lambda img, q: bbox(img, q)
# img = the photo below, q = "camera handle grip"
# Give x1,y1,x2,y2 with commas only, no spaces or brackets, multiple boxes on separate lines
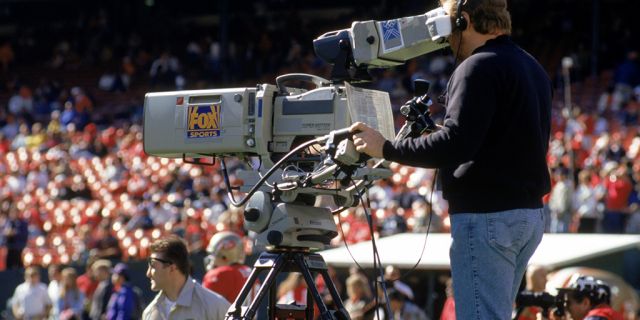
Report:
275,73,330,94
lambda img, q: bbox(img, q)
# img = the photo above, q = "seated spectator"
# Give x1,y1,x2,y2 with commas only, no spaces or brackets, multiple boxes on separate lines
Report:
0,41,14,72
98,68,128,93
149,51,183,89
89,222,123,261
8,85,34,118
126,208,154,231
379,202,408,237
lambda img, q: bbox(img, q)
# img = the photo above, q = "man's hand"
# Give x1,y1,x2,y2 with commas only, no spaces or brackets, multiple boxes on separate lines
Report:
350,122,386,159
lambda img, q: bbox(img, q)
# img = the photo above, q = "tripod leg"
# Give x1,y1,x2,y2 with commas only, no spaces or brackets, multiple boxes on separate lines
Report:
227,265,263,317
306,281,314,320
293,254,346,320
226,252,287,320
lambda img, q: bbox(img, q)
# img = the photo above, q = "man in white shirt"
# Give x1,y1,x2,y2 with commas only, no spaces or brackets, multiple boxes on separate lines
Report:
143,235,230,319
11,266,52,320
47,264,63,303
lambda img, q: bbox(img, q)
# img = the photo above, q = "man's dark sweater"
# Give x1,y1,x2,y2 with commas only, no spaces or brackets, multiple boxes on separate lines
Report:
383,35,552,214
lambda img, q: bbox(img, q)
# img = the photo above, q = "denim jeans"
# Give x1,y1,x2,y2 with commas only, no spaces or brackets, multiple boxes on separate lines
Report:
449,208,545,320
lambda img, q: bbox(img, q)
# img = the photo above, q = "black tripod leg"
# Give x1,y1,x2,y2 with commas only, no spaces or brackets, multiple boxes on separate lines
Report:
294,254,334,320
227,265,264,318
306,280,314,320
226,253,287,320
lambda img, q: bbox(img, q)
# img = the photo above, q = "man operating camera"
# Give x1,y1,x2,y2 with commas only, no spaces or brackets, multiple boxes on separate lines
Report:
552,276,623,320
351,0,552,318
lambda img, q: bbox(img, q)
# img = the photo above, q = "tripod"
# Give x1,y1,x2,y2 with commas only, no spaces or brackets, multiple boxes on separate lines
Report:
225,247,351,320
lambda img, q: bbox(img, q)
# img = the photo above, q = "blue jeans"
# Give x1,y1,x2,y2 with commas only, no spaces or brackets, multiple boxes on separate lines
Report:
449,208,545,320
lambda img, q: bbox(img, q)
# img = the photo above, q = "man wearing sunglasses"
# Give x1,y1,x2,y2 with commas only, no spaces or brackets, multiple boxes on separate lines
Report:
142,235,230,319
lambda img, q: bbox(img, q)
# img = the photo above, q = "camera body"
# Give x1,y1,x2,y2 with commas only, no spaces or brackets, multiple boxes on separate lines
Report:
143,83,358,166
515,290,573,319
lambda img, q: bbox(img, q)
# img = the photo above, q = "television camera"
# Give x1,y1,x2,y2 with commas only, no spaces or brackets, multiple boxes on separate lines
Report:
514,289,573,319
143,5,453,320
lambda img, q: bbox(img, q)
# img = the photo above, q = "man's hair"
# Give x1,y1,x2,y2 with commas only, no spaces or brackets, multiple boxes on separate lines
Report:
150,235,191,276
442,0,512,35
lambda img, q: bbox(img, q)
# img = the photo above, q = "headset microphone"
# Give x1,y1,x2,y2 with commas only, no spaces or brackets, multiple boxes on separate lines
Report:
455,0,468,31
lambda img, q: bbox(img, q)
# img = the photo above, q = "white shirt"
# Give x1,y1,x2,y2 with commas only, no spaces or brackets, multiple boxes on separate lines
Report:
12,282,52,318
143,276,230,320
160,299,177,318
48,280,60,302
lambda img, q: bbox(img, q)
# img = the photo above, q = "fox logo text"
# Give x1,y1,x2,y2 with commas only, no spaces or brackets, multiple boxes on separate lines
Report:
187,105,221,138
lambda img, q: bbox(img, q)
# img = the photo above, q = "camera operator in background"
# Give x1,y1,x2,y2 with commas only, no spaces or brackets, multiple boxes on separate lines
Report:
202,231,257,305
552,275,623,320
350,0,552,318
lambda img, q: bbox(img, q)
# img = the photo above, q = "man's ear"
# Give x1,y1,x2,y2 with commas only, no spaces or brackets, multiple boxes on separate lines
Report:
462,12,472,31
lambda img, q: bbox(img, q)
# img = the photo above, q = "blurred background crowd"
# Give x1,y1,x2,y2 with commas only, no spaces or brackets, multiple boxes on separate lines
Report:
0,0,639,319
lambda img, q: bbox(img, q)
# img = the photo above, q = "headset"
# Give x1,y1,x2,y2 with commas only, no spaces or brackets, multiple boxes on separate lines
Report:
454,0,468,31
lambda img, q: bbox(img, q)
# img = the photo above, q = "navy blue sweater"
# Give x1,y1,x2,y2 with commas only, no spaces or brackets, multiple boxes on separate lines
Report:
383,35,552,214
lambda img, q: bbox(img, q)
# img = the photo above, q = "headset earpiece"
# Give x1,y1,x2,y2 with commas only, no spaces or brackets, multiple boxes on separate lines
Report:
455,0,467,31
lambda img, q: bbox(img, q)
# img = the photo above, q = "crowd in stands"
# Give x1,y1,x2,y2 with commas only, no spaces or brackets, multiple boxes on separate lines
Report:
0,1,639,319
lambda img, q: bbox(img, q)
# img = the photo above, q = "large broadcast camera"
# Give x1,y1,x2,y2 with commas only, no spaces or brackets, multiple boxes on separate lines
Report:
143,5,453,320
143,6,452,250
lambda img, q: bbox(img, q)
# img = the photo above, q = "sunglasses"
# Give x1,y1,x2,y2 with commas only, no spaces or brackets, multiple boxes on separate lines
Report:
148,256,173,267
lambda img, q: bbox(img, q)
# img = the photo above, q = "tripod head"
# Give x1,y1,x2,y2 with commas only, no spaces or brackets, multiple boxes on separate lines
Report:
240,126,393,251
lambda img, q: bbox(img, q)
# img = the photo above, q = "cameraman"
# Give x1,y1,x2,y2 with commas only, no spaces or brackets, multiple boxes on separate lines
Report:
351,0,551,318
554,276,623,320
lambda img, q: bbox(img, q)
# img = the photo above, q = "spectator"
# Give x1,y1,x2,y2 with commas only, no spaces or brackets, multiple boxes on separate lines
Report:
202,231,255,305
602,162,633,233
48,264,63,303
517,265,550,320
89,259,114,320
573,169,604,233
439,278,455,320
0,40,14,72
384,265,414,302
0,132,10,153
106,263,143,320
379,202,408,237
277,272,308,306
54,267,85,320
548,167,574,233
125,207,154,231
11,266,52,320
387,288,430,320
89,222,123,261
1,202,28,269
149,51,184,90
143,235,230,319
344,273,373,320
10,122,30,150
77,256,101,303
613,51,640,103
8,85,34,117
